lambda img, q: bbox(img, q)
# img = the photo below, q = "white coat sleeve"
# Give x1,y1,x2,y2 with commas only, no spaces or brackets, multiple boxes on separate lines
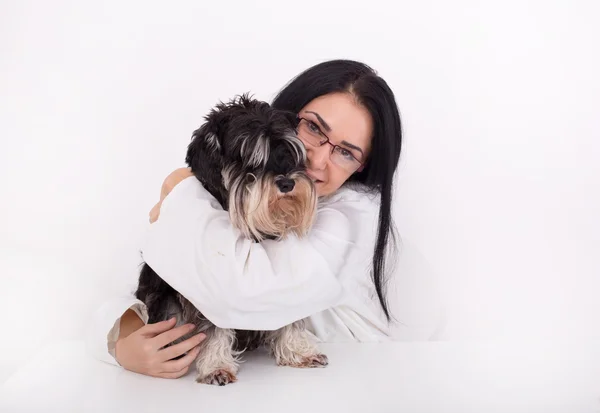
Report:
84,295,149,366
141,176,377,331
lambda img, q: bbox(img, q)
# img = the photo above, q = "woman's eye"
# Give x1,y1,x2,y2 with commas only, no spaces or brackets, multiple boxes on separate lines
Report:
308,121,321,134
339,148,353,159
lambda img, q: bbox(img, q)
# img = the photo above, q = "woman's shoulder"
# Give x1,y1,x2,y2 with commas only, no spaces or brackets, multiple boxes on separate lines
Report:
319,182,381,213
314,182,380,248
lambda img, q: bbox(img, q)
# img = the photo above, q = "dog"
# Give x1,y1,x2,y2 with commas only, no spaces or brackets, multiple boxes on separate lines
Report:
135,94,328,386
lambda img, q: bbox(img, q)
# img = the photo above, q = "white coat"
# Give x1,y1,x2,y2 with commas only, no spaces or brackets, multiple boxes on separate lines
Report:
86,177,445,366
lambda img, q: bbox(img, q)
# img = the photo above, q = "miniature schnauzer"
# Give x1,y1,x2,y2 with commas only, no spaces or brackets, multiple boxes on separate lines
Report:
135,94,328,386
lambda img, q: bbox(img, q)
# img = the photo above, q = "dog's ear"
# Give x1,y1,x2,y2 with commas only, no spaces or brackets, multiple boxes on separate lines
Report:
282,110,301,130
236,92,269,112
185,93,272,174
185,104,232,191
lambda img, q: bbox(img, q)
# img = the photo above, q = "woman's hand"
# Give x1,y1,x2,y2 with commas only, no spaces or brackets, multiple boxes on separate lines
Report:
114,315,206,379
149,167,194,223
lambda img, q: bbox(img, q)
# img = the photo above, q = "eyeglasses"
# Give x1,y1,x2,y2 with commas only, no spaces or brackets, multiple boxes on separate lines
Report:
296,116,364,173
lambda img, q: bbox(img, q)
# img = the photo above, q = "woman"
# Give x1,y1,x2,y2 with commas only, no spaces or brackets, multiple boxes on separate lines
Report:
87,59,408,379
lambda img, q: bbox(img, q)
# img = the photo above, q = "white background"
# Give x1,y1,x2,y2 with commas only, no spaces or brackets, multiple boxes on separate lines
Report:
1,0,598,383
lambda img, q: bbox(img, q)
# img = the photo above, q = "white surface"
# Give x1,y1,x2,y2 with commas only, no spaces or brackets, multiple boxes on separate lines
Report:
1,0,599,390
1,340,600,413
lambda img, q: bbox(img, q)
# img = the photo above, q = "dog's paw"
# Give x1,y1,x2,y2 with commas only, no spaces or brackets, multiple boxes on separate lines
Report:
196,369,237,386
278,353,329,368
300,353,329,368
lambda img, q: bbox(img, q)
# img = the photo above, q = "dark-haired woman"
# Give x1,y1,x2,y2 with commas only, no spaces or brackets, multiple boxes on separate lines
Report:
87,59,412,379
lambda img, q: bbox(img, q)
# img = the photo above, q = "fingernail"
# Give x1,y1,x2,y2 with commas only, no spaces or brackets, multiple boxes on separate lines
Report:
188,324,196,330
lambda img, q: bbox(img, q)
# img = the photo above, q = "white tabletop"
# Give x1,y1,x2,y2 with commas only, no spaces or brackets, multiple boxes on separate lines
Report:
1,339,599,413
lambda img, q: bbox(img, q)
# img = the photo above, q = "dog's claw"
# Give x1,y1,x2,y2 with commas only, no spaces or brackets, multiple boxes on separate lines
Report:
302,353,329,368
196,369,237,386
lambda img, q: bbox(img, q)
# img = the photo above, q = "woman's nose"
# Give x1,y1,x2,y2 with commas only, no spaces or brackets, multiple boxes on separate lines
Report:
307,145,329,170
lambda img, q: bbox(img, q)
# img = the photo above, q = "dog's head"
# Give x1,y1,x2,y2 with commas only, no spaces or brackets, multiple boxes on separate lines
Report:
186,94,317,242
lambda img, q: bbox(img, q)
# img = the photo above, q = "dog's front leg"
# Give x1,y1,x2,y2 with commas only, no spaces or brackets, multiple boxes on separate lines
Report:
194,327,241,385
267,320,328,368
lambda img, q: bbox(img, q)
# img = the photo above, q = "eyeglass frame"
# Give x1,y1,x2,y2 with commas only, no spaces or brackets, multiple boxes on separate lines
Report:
295,115,365,173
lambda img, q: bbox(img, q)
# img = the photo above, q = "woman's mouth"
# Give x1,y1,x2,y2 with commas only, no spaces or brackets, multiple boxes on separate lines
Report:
306,170,324,183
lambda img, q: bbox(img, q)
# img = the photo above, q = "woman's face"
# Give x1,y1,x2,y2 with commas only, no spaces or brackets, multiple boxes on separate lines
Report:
297,92,373,197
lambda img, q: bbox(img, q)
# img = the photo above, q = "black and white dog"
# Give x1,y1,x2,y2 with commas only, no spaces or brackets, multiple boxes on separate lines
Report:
135,94,328,386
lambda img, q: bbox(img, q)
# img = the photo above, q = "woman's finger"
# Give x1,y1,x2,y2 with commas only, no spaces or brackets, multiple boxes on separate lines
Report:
161,345,202,373
158,332,206,362
158,365,190,379
139,317,178,336
149,201,162,223
152,323,196,349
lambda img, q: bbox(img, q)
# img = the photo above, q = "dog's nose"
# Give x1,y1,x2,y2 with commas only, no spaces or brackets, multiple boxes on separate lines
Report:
276,178,295,193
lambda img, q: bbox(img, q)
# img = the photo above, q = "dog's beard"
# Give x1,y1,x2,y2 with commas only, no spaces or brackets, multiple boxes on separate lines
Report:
228,171,317,241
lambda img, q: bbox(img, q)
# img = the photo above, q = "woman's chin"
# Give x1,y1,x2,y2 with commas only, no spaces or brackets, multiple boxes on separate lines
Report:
314,180,330,197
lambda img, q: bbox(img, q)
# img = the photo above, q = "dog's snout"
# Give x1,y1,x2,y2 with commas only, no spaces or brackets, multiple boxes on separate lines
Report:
276,178,295,193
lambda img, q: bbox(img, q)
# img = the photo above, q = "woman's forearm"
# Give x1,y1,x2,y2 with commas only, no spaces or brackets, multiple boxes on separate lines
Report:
118,309,145,339
149,167,194,223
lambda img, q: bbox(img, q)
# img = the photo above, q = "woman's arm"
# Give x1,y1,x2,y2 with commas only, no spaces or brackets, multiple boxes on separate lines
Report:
142,172,379,331
113,315,206,379
117,309,145,338
86,296,206,377
84,169,202,376
149,167,194,223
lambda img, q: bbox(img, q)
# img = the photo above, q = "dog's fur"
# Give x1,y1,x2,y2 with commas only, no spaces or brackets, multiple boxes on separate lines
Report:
134,94,328,385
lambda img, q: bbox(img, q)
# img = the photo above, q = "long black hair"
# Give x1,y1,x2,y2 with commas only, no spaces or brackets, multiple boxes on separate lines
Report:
272,59,402,322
